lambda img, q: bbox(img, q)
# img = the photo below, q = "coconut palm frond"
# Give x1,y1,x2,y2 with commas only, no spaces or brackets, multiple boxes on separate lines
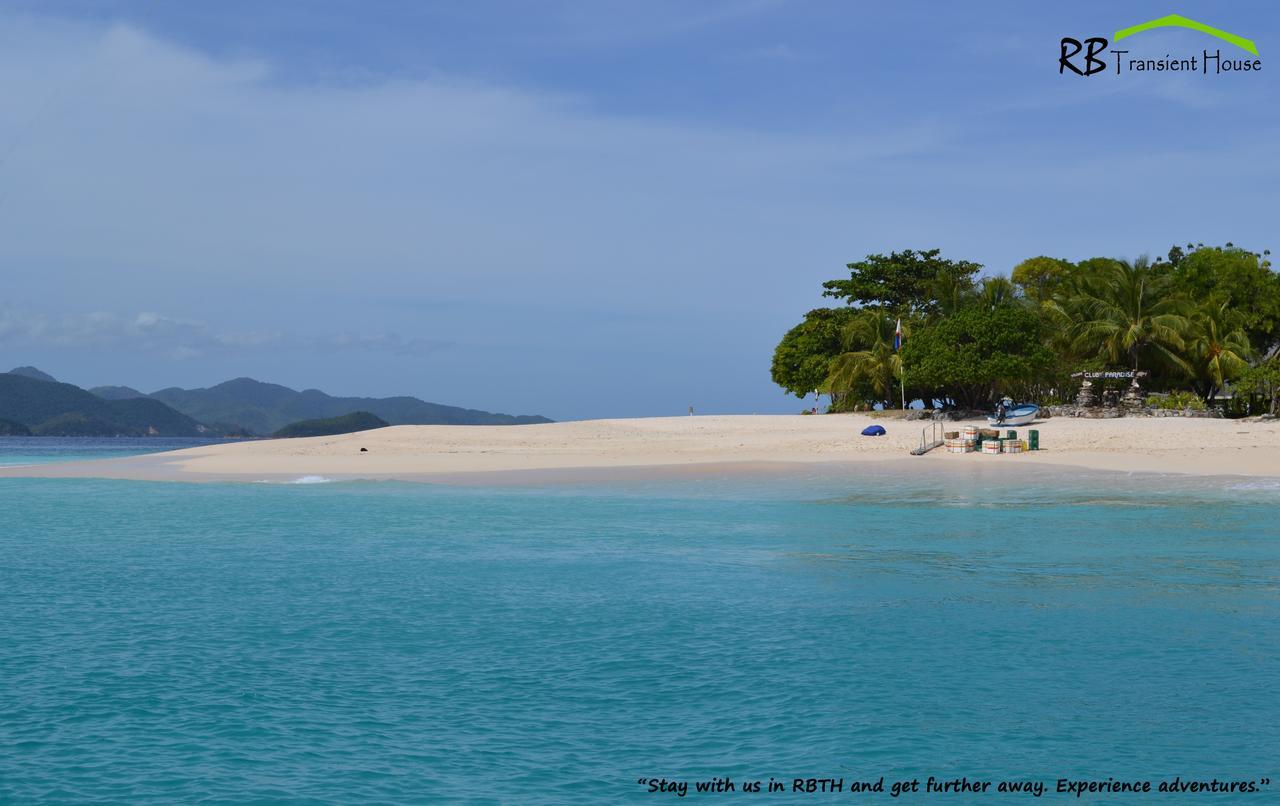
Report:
1055,258,1192,373
824,312,903,405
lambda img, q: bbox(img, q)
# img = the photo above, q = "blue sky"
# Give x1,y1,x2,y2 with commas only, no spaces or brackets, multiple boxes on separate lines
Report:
0,1,1277,420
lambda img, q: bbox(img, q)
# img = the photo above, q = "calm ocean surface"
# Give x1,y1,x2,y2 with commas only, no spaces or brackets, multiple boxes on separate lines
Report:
0,436,235,466
1,440,1277,803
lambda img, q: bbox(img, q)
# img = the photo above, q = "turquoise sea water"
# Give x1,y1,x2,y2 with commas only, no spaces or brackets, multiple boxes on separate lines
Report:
0,436,234,467
1,447,1278,802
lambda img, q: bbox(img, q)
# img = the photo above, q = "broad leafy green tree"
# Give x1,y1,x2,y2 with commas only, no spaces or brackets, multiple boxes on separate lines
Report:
1237,357,1280,415
822,249,981,316
900,305,1053,409
770,307,861,398
1011,256,1074,303
1164,244,1280,354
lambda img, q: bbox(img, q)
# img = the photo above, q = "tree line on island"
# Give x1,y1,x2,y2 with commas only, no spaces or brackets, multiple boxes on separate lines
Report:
772,244,1280,415
0,370,551,437
272,411,390,438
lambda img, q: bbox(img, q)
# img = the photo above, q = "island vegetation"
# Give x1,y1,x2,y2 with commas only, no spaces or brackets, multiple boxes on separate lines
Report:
273,411,390,438
772,244,1280,416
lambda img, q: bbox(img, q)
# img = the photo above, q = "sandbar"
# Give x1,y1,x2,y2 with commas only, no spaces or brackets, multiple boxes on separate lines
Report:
1,414,1276,483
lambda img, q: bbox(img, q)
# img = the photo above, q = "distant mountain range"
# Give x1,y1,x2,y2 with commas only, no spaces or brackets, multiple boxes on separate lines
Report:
0,372,206,436
10,366,59,383
89,385,149,400
148,377,551,434
0,367,552,437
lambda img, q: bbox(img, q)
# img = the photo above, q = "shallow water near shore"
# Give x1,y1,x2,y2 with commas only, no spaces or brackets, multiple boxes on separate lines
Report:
0,436,234,467
1,465,1277,802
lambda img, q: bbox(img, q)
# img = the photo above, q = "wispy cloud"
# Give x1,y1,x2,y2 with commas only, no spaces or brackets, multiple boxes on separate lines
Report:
0,13,946,292
0,308,448,359
0,6,1273,418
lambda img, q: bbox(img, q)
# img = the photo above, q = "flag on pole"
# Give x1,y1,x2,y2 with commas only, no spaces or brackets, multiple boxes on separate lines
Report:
893,318,902,351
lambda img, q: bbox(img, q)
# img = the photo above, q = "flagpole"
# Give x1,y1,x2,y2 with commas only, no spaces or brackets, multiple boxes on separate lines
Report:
895,318,906,411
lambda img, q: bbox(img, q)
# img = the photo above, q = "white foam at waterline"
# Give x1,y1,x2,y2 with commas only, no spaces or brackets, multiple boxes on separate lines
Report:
1222,479,1280,492
254,475,335,485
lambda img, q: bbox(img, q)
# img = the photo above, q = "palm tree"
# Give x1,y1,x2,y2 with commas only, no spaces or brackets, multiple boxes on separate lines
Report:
1054,257,1190,375
823,312,902,408
928,271,974,317
1186,301,1251,402
975,276,1020,311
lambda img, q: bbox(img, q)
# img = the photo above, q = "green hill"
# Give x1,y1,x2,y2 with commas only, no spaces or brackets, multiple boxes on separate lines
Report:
150,377,551,435
8,366,58,382
1,366,550,437
105,397,211,436
273,411,390,438
90,385,148,400
0,373,207,437
32,413,123,437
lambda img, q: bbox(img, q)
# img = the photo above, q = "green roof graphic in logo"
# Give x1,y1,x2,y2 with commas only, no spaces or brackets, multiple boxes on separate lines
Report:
1114,14,1258,55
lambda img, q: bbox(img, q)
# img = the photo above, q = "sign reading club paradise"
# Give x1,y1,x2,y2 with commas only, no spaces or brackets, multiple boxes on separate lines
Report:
1060,13,1261,76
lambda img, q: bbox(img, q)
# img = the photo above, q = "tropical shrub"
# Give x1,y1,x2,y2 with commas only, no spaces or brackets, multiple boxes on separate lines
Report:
1146,392,1206,411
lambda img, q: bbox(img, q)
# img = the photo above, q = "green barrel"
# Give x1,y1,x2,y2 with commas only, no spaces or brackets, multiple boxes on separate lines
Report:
1028,429,1039,450
1006,429,1017,440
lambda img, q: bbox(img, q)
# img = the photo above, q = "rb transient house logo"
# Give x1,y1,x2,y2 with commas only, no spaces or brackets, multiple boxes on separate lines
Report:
1060,13,1260,77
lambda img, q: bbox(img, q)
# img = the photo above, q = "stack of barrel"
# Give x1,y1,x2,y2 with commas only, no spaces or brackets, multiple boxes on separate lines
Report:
941,426,1040,456
943,426,978,453
976,427,1001,454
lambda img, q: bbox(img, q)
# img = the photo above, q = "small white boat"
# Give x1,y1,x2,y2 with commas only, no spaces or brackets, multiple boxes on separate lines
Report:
987,403,1039,427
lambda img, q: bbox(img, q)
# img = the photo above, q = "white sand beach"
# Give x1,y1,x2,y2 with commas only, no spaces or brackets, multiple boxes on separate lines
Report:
3,414,1278,482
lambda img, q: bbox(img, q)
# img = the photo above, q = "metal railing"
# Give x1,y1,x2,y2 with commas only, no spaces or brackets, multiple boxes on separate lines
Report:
911,419,944,456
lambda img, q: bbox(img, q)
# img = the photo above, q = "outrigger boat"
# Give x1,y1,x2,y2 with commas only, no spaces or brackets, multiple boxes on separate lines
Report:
988,400,1039,427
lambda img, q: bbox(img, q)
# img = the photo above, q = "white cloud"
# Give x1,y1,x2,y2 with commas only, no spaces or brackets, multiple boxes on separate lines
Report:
0,9,1274,417
0,13,942,295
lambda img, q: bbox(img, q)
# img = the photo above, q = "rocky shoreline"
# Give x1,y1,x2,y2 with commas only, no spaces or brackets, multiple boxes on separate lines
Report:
908,406,1250,420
